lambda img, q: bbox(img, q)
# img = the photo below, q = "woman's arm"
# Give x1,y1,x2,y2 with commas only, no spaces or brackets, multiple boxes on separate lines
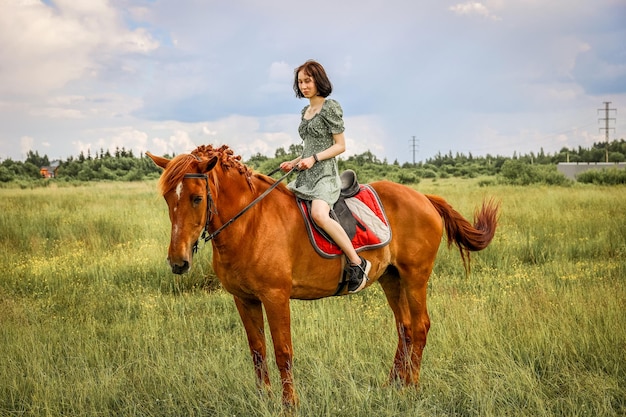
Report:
318,132,346,160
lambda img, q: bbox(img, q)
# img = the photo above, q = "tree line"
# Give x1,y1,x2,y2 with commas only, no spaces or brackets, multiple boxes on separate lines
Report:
1,140,625,186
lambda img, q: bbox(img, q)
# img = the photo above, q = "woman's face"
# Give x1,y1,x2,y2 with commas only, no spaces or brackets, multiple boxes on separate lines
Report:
297,70,318,98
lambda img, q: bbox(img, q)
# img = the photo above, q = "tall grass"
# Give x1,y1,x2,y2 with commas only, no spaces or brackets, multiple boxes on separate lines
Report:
0,179,624,416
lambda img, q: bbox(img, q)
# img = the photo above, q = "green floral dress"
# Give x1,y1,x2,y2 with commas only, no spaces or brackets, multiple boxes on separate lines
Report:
288,99,344,206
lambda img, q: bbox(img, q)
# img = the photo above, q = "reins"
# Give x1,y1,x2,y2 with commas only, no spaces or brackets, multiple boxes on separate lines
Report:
185,167,296,253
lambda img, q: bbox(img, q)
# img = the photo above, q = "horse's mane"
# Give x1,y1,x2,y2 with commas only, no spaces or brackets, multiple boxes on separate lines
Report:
157,153,198,195
157,144,257,196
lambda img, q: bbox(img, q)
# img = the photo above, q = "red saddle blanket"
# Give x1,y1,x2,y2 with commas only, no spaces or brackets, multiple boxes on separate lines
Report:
297,184,392,258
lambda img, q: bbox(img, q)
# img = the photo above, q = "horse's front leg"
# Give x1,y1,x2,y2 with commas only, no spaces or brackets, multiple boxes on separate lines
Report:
262,294,298,408
233,296,271,394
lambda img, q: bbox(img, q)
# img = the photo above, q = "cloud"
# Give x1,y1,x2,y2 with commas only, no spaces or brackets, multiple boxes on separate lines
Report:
151,130,197,156
54,111,387,163
1,0,625,165
572,44,626,95
344,115,388,158
449,2,501,21
0,0,159,97
259,61,293,94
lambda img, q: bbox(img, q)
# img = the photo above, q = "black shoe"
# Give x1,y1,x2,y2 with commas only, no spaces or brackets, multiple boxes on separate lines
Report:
347,257,371,294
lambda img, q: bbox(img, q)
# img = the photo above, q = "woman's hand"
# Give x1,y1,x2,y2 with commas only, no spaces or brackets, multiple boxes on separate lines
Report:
281,157,302,172
280,161,295,172
296,156,316,171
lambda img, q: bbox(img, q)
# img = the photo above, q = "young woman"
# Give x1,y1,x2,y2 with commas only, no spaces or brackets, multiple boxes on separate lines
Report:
280,60,371,293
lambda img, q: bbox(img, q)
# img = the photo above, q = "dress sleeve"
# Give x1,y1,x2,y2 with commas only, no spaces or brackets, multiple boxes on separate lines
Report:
320,99,345,134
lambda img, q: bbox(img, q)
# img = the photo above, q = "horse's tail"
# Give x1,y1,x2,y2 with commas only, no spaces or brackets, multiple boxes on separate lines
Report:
425,195,500,273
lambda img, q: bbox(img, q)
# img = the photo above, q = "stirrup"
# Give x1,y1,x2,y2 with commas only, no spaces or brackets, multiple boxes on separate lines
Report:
347,257,371,294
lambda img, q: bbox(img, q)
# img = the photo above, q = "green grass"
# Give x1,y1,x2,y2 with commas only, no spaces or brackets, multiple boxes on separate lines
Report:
0,179,624,416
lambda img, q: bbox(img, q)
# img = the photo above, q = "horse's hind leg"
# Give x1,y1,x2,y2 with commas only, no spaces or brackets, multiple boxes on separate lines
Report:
379,266,431,385
233,296,271,394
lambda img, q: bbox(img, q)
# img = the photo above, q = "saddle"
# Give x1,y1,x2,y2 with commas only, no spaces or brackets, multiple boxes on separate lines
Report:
297,170,391,259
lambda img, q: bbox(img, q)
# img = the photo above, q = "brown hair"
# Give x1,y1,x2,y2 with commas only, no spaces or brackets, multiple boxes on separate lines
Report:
293,60,333,98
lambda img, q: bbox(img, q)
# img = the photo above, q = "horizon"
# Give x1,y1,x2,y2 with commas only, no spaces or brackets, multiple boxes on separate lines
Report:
12,138,626,166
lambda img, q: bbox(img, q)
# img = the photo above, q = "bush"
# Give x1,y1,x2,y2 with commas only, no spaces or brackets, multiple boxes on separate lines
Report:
0,166,13,182
499,160,571,186
577,168,626,185
398,172,419,184
422,169,437,179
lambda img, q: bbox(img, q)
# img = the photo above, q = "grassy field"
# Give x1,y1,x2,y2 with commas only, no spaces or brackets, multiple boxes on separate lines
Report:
0,178,624,416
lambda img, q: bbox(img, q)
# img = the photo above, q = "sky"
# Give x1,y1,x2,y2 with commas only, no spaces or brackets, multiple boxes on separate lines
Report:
1,0,625,164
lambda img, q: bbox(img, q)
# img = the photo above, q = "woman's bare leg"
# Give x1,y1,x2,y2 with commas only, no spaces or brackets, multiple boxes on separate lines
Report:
310,199,361,265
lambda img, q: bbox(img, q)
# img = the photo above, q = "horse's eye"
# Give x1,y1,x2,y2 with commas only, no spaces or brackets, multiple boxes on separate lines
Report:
193,195,203,205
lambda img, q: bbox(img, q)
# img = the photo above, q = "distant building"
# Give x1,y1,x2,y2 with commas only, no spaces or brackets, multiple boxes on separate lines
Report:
557,162,626,180
40,160,61,178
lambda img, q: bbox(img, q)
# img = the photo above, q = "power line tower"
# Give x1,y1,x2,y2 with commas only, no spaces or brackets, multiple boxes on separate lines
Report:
598,101,616,163
409,136,419,165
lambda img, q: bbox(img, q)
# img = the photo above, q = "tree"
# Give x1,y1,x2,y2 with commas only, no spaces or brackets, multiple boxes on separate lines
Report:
0,166,14,182
288,144,303,156
609,152,625,163
246,152,269,169
25,150,49,167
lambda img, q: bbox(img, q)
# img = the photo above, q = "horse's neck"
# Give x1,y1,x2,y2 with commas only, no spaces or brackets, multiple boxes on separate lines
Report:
208,169,294,238
210,168,250,209
208,169,274,226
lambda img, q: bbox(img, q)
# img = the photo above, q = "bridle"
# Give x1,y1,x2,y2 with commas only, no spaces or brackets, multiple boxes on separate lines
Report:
182,167,296,254
181,172,214,253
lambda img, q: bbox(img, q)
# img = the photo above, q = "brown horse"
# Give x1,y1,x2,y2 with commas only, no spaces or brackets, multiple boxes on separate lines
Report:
147,144,498,407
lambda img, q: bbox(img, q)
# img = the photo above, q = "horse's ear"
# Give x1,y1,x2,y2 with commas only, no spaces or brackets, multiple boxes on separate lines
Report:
198,156,218,173
146,152,170,169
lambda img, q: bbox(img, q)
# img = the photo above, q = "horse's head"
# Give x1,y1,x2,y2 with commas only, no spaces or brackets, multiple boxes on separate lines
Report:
147,151,218,274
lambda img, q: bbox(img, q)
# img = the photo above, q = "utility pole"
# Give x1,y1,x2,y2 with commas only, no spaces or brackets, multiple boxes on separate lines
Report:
409,136,419,165
598,101,616,163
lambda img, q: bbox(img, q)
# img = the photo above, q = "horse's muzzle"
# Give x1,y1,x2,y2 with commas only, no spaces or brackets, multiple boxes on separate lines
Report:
170,259,190,275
